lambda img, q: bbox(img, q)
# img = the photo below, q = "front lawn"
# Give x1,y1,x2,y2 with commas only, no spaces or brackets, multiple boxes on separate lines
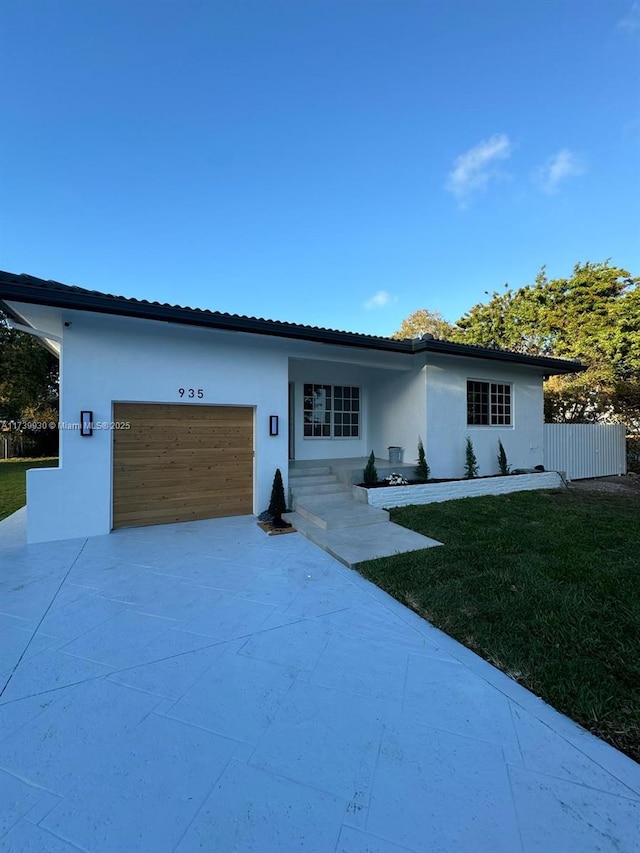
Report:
357,488,640,762
0,458,58,522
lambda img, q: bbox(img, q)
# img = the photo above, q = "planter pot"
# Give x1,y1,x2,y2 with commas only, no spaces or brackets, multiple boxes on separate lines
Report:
352,471,564,509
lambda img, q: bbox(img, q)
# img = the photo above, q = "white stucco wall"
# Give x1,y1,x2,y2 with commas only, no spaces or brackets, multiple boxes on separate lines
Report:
368,364,427,466
9,300,548,542
289,356,424,460
26,310,289,543
425,356,545,479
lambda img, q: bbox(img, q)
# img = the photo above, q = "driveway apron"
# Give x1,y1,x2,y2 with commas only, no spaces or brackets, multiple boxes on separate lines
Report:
0,516,638,852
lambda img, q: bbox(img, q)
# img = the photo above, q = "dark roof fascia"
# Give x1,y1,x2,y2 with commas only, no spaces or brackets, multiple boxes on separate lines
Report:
0,271,585,374
0,278,412,355
413,338,585,374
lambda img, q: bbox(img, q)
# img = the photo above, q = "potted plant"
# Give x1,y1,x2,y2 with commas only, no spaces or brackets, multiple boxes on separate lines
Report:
267,468,290,529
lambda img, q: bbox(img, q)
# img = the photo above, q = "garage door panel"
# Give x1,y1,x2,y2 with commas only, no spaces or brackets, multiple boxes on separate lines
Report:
112,467,251,489
116,405,250,422
114,444,253,457
113,461,253,480
113,502,253,528
115,429,253,444
112,403,254,529
114,479,253,501
115,486,254,512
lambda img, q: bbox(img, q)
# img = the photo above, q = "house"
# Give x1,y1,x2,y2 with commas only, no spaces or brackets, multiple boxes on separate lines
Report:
0,271,583,544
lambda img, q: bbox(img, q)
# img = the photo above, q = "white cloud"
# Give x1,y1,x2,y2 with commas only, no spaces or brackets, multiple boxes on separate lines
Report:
535,149,585,194
619,2,640,32
446,133,512,205
364,290,396,310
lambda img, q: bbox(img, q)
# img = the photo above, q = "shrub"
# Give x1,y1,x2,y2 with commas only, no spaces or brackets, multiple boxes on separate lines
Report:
464,437,479,479
268,468,287,521
363,451,378,486
627,435,640,474
497,439,510,476
414,436,430,481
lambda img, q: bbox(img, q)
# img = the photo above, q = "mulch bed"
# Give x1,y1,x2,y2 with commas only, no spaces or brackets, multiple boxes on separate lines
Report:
257,521,297,536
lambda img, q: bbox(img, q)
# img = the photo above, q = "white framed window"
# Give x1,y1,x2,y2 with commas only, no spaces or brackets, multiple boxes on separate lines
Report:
303,384,360,438
467,380,512,426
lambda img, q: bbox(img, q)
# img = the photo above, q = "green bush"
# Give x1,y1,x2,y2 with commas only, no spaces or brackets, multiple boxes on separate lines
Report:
268,468,287,520
363,451,378,486
414,436,430,481
464,437,479,479
627,435,640,474
497,439,510,476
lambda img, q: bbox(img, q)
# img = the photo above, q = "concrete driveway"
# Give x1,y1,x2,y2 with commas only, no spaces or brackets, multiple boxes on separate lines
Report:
1,516,639,852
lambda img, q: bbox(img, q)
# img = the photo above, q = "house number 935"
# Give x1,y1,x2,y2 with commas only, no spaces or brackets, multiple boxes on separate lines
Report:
178,388,204,399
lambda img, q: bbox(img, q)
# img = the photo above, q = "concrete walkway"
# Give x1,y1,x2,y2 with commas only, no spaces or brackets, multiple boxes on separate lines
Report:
0,516,639,852
287,462,441,566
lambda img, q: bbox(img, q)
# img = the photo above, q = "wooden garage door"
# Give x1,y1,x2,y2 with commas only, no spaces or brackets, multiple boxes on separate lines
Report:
112,404,253,529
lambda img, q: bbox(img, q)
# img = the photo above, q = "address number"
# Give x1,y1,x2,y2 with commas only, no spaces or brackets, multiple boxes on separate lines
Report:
178,388,204,399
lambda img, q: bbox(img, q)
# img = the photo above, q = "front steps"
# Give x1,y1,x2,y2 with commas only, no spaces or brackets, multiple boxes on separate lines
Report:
295,496,390,530
287,463,441,567
288,467,348,504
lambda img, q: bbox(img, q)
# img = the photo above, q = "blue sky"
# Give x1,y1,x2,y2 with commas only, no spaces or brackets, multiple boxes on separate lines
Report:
2,0,639,336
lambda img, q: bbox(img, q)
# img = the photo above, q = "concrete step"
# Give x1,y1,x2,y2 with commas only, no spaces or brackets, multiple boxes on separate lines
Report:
290,483,349,498
289,466,332,478
288,474,340,488
291,489,348,510
283,511,441,569
294,496,389,530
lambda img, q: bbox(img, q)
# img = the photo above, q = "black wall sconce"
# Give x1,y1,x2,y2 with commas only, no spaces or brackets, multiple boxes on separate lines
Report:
269,415,279,436
80,410,93,437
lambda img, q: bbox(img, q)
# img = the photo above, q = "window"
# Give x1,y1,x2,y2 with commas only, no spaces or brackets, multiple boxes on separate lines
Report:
467,381,512,426
303,384,360,438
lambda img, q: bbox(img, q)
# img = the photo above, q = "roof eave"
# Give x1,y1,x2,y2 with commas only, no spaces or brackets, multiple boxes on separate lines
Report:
413,338,585,374
0,283,413,354
0,274,585,373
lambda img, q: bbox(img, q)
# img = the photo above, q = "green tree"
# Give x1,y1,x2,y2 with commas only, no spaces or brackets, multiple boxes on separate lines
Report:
464,437,479,479
393,309,455,341
363,451,378,486
268,468,287,522
497,440,510,476
453,262,639,428
414,436,430,481
0,311,59,424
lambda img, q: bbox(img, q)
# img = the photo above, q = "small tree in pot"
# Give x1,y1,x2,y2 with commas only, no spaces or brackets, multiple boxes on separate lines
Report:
268,468,289,528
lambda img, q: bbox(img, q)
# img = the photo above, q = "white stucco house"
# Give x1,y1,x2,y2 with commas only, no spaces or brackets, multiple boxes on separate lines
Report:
0,271,583,544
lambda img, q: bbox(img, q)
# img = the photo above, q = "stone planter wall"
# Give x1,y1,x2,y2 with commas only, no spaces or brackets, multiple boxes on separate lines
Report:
352,471,564,509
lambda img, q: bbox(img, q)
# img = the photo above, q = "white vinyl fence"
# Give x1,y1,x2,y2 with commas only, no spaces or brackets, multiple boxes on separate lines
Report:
543,424,627,480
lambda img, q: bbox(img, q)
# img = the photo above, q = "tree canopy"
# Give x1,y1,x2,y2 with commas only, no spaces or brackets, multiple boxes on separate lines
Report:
0,311,59,425
394,262,639,427
392,308,454,341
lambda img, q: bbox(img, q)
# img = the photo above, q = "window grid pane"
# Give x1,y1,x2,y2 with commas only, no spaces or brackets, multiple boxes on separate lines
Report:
467,381,511,426
304,383,360,438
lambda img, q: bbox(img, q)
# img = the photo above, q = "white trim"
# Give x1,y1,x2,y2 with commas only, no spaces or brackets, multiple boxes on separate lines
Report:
5,320,62,343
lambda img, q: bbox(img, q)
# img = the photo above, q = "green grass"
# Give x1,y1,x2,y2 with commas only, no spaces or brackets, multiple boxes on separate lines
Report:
0,458,58,522
357,488,640,762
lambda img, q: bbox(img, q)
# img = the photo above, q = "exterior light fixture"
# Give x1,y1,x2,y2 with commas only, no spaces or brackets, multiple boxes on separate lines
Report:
269,415,279,436
80,411,93,437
